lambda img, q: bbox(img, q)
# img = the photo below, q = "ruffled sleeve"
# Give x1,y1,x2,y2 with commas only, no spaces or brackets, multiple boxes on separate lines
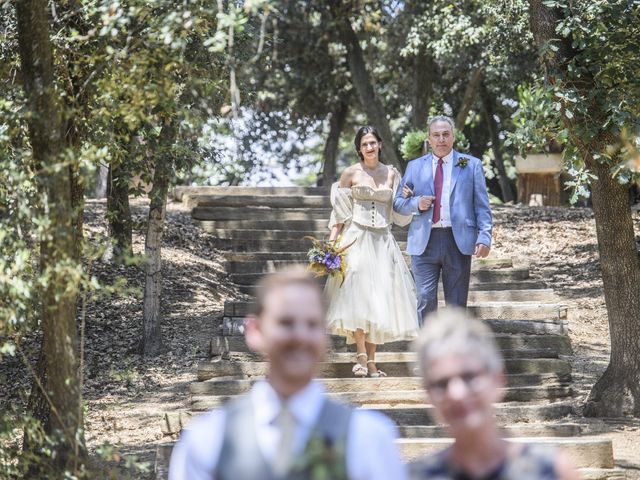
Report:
328,182,353,230
391,167,413,227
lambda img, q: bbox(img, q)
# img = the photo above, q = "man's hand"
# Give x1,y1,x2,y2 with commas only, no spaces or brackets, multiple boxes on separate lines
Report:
402,184,413,198
419,195,434,211
474,243,490,258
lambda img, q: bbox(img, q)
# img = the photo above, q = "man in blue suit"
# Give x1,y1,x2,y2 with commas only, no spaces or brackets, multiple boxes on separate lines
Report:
393,116,492,325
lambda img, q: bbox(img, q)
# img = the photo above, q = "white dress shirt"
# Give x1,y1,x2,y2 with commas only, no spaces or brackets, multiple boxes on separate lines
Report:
168,380,407,480
431,151,453,228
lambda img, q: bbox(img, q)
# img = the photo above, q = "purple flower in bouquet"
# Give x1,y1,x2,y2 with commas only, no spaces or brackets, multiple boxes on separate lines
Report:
323,253,341,271
304,235,356,287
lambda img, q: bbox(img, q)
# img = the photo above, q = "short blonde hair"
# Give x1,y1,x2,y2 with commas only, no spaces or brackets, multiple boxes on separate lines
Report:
415,308,504,377
253,266,325,317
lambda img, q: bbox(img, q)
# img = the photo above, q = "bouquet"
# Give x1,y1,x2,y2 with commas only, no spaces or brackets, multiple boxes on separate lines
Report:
304,236,355,287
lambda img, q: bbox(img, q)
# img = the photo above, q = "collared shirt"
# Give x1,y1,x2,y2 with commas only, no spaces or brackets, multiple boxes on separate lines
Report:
431,151,453,228
168,380,407,480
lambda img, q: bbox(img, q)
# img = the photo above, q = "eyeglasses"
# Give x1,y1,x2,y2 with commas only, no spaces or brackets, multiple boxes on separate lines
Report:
426,370,489,400
360,141,379,149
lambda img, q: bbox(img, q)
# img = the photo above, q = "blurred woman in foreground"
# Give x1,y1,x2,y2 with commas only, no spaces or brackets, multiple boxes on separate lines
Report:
410,308,580,480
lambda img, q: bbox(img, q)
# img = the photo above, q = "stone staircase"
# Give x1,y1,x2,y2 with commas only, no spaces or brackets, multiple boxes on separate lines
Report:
155,186,624,479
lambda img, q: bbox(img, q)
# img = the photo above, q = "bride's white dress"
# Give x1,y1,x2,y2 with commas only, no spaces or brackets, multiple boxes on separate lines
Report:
325,175,419,344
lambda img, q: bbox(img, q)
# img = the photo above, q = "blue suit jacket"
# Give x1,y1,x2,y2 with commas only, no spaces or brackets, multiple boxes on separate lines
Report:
393,150,492,256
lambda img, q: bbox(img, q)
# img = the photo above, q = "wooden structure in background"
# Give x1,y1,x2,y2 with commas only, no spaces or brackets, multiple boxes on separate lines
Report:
515,153,568,206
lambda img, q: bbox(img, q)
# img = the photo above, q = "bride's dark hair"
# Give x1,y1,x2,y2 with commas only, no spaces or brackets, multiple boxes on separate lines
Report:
354,126,383,161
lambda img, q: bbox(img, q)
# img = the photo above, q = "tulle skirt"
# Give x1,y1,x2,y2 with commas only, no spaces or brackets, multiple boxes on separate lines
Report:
325,222,419,344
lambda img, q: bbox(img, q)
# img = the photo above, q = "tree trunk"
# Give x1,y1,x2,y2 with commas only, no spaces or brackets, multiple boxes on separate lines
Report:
455,67,483,131
583,154,640,416
23,344,50,467
411,50,435,130
141,120,175,357
321,99,348,185
96,163,109,198
329,5,403,170
106,162,133,261
69,162,84,261
15,0,84,471
529,0,640,416
481,84,515,203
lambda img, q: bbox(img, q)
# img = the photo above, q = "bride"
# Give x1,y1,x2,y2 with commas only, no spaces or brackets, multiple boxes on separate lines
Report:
325,126,418,378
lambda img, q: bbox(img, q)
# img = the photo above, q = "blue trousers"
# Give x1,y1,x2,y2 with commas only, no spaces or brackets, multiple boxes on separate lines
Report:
411,228,472,326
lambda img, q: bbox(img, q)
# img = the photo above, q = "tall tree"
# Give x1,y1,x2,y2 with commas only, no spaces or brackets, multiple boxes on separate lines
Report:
141,118,176,356
14,0,84,471
481,83,515,203
325,1,403,170
528,0,640,416
321,98,349,185
106,161,133,260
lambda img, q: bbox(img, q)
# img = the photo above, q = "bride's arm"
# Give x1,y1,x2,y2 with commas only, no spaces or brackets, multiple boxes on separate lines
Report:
329,168,354,241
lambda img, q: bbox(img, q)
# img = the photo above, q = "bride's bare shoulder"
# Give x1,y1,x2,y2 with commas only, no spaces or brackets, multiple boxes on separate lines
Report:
339,165,358,187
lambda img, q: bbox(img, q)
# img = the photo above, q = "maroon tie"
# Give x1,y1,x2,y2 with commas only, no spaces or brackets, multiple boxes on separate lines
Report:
433,157,444,224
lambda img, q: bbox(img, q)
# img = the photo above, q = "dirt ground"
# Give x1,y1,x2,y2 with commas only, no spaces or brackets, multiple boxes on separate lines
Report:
1,199,639,478
491,204,640,478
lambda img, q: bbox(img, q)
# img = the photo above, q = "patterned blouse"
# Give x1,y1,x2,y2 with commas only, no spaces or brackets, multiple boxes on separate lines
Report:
408,444,558,480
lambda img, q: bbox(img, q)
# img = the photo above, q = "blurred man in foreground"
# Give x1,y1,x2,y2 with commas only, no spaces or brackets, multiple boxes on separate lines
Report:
169,267,406,480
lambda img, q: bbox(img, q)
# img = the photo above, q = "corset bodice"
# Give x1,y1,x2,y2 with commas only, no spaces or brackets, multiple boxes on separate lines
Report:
351,185,393,229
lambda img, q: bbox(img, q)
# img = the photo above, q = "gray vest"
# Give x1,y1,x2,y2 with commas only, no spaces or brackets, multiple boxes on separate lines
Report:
216,394,352,480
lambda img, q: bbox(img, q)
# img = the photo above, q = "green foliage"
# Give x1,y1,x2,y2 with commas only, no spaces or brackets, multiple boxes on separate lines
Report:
509,0,640,199
400,130,427,160
400,127,470,160
0,0,266,475
507,83,567,155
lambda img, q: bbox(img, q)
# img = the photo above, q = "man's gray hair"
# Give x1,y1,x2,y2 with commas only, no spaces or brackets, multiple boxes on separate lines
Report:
414,307,504,378
428,115,455,133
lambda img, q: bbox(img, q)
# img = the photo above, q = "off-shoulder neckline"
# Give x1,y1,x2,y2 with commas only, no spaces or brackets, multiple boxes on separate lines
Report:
347,184,393,192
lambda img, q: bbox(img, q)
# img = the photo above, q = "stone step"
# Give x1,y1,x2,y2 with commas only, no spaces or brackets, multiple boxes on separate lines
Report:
230,267,532,285
198,219,337,231
211,228,408,242
399,423,583,438
222,301,566,323
192,206,332,221
189,373,570,395
190,373,571,396
220,316,568,336
225,252,511,266
400,437,615,468
209,333,573,357
154,444,621,480
190,384,573,410
158,409,577,438
210,237,407,252
223,252,516,271
225,289,557,313
580,469,628,480
224,258,524,274
173,185,328,201
219,348,563,362
154,443,623,480
185,194,332,209
161,402,575,435
235,279,549,294
196,357,571,381
372,402,575,426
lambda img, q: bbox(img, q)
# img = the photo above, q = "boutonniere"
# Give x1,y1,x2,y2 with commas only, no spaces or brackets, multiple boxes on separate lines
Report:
455,157,469,168
290,433,348,480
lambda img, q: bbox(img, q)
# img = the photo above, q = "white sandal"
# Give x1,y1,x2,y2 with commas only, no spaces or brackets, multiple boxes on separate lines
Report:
367,360,387,378
352,353,368,377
